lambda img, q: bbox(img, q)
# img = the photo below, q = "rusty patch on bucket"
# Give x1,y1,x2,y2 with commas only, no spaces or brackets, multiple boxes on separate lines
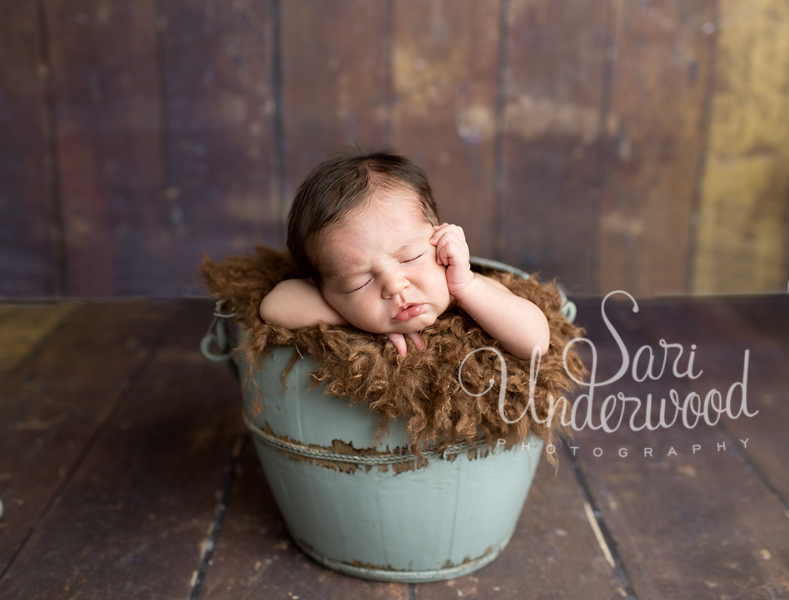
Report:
350,558,398,571
258,422,426,475
249,398,264,418
442,545,494,570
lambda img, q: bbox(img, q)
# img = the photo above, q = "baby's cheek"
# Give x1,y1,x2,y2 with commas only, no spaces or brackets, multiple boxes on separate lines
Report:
323,293,351,319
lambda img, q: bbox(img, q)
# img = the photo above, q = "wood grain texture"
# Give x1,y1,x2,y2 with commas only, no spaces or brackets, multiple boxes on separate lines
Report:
162,0,279,293
571,298,789,599
499,0,609,294
0,300,176,579
0,300,243,599
45,1,172,296
4,0,788,298
0,2,61,296
281,0,392,208
0,302,77,380
0,297,787,596
692,0,789,293
392,0,500,259
597,0,716,296
634,298,789,502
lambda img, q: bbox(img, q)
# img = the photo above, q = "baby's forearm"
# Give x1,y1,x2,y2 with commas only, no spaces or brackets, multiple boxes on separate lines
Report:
259,279,347,329
451,275,550,360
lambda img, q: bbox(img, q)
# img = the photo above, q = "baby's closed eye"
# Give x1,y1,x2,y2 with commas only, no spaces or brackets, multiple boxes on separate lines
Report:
349,278,373,292
400,252,424,264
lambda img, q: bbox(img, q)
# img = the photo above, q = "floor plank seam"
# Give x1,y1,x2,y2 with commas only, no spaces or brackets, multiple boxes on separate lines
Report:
565,446,640,600
0,303,175,584
718,421,789,512
188,432,247,600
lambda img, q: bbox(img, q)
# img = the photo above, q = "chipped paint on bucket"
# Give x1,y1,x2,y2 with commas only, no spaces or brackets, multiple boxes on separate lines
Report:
238,344,544,582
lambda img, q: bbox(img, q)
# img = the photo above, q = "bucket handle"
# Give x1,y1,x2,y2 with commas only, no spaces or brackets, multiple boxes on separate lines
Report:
200,300,239,380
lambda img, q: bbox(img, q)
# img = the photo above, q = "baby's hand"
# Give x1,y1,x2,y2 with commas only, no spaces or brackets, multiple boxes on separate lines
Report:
386,331,426,357
430,223,474,296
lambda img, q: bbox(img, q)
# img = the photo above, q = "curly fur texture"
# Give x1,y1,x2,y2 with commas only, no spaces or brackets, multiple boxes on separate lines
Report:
201,246,587,456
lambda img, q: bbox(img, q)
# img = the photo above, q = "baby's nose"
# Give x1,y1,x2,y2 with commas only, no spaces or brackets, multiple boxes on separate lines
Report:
381,271,409,298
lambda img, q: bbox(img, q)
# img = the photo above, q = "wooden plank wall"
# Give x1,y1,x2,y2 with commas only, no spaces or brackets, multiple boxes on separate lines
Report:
1,0,787,298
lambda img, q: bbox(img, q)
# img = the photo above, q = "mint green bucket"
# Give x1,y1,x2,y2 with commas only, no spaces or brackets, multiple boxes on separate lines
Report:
237,346,543,582
201,258,575,582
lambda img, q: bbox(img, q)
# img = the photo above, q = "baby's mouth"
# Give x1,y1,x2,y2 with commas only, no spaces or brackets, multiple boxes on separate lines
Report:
393,303,425,322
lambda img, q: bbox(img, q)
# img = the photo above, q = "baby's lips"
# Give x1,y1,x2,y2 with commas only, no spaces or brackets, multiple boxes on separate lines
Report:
393,303,425,322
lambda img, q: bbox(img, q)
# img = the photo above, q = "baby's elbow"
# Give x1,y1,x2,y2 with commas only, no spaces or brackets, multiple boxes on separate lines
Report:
537,330,551,357
259,294,286,326
536,316,551,355
258,296,274,323
525,316,551,360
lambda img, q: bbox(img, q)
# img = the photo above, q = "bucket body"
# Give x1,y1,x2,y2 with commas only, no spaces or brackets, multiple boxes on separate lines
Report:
238,345,543,582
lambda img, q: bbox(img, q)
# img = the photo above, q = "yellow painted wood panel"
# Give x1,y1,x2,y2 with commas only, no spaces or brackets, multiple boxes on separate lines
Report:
0,303,78,379
693,0,789,293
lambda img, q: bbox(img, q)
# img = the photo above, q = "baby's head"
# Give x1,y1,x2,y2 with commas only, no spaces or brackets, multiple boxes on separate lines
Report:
287,151,452,334
287,152,440,278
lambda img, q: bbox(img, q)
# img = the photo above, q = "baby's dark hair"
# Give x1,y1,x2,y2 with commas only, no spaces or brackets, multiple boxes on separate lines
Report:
287,151,440,280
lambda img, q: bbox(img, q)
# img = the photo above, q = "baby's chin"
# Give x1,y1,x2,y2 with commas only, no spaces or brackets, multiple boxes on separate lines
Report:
342,313,437,335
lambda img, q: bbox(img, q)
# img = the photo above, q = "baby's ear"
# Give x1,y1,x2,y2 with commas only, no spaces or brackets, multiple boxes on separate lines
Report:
308,275,325,289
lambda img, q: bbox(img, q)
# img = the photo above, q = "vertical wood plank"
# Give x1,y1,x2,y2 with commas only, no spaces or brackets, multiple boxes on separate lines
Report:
500,0,609,293
692,0,789,294
0,2,61,296
392,0,500,259
281,0,392,208
45,1,173,296
162,0,279,293
598,0,716,296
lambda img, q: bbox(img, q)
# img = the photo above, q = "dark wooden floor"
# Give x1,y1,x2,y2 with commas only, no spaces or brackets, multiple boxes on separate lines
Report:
0,296,786,599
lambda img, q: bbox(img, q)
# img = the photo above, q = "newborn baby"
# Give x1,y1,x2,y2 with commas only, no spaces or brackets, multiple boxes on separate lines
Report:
260,151,550,359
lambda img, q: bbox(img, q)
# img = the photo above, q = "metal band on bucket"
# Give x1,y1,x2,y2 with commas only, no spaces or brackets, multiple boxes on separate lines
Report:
243,414,492,465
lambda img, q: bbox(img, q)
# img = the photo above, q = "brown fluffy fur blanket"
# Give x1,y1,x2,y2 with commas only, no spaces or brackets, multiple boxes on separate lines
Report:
201,246,586,455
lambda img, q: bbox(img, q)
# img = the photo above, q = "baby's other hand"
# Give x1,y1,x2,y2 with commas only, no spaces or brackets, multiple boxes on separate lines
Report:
386,331,426,357
430,223,474,296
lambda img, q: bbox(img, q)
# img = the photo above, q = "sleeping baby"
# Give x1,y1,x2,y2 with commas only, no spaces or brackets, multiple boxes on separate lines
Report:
259,151,550,359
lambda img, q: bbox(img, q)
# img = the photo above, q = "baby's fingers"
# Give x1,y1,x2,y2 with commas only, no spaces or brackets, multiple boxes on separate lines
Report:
436,238,457,266
406,331,426,351
430,223,458,245
434,232,467,267
431,222,465,238
385,332,425,357
386,332,408,357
